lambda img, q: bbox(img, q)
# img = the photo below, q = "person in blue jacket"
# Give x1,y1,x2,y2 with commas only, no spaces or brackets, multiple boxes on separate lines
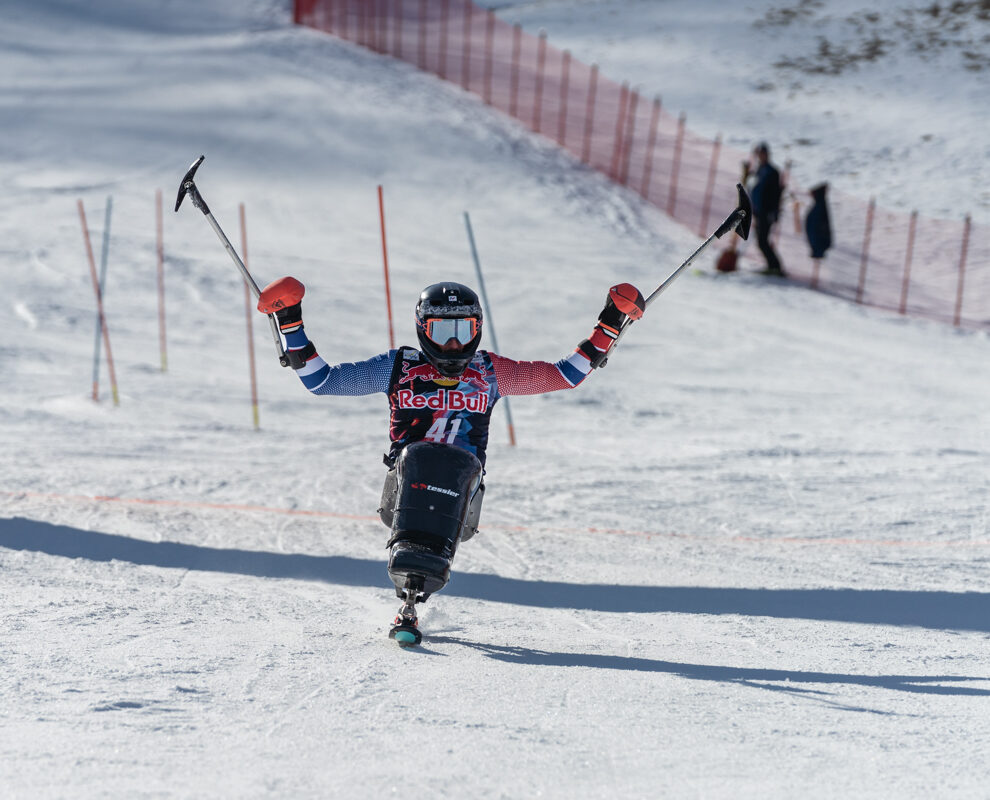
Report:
749,142,785,277
805,182,832,260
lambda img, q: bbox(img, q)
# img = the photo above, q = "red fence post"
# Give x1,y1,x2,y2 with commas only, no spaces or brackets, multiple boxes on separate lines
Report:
557,50,571,146
699,134,722,236
509,23,522,118
381,0,390,53
608,82,629,180
666,112,685,217
639,96,661,200
394,0,403,59
856,197,876,304
619,89,638,186
483,9,494,104
533,30,548,132
953,215,972,326
418,0,427,69
461,1,473,89
898,210,918,314
340,0,349,39
580,64,598,165
438,0,450,78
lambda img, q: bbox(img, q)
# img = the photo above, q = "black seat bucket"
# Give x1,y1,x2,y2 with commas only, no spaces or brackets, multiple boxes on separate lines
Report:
386,442,482,600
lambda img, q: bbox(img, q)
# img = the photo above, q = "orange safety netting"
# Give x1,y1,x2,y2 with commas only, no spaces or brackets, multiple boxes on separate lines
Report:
295,0,988,330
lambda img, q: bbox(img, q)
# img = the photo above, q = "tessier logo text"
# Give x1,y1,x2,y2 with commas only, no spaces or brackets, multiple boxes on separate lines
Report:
396,389,488,413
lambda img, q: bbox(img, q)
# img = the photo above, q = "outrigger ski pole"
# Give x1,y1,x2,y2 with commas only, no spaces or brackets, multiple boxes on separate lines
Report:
175,155,289,367
610,183,752,352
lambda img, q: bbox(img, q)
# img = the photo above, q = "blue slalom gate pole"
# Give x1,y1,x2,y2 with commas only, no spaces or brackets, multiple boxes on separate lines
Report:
91,196,112,400
464,211,516,446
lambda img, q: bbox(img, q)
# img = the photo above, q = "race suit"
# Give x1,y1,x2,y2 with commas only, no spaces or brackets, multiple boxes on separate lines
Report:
281,327,595,467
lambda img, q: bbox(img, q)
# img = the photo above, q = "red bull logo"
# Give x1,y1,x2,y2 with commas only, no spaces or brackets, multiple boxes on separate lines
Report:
457,364,491,393
396,388,489,413
397,361,443,387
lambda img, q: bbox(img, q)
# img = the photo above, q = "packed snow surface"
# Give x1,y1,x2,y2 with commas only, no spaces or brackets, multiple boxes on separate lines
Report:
1,1,988,797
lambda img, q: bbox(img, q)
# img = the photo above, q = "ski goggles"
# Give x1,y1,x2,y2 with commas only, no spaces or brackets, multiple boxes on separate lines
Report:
420,316,479,347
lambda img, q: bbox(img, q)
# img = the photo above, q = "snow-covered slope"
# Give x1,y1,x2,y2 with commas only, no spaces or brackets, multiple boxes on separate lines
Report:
484,0,990,223
1,1,989,797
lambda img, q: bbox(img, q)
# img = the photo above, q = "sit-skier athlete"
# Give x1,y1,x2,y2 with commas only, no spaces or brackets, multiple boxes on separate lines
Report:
257,277,645,645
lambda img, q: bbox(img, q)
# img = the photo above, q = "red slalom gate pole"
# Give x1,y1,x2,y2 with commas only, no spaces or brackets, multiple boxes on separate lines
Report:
899,210,918,315
378,185,396,349
666,112,685,217
78,199,119,406
639,96,661,200
953,215,972,327
698,134,722,236
557,50,571,146
856,197,876,304
239,203,260,430
581,64,599,164
156,189,168,371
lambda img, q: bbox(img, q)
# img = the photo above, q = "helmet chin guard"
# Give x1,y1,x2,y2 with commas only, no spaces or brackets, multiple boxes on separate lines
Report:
415,282,483,376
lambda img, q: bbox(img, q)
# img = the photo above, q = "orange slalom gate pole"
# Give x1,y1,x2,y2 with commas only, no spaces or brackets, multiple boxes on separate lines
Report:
239,203,261,430
378,185,396,349
156,189,168,371
78,199,119,406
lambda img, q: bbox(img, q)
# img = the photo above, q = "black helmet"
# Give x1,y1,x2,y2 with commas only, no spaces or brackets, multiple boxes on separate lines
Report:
415,282,483,377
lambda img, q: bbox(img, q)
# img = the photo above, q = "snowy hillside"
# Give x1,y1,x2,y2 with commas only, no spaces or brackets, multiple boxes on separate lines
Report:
1,0,989,797
486,0,990,223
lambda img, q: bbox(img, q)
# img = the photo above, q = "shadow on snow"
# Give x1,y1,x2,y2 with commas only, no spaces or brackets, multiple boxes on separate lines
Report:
425,636,990,699
4,517,990,636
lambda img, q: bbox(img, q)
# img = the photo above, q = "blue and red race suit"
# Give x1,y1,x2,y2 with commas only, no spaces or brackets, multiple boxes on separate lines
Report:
281,326,596,467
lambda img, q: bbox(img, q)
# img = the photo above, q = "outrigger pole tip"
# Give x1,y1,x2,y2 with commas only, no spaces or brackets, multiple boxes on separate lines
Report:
714,183,752,241
174,154,206,213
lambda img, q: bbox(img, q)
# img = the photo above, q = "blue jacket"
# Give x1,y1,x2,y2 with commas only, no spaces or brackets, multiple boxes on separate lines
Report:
805,184,832,259
751,162,781,222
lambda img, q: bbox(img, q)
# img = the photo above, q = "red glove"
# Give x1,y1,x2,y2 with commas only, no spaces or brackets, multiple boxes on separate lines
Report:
578,283,645,368
258,276,305,333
